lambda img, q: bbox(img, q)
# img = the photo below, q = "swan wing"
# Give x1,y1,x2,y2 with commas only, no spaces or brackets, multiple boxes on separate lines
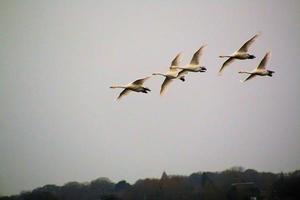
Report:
132,76,150,85
242,74,257,82
160,78,173,95
218,57,235,75
117,89,131,100
257,52,271,70
190,45,206,65
170,53,181,68
238,33,260,53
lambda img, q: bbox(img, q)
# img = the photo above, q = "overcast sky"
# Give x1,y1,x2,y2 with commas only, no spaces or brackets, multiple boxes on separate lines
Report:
1,0,300,196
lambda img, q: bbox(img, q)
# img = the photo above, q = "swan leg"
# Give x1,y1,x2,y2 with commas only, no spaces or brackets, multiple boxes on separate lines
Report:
179,76,185,82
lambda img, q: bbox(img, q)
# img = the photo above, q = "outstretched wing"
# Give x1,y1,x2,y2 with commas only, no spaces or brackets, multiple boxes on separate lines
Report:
160,78,173,95
117,89,131,100
132,76,150,85
190,45,206,65
257,52,271,70
242,74,257,82
238,33,260,53
218,57,235,75
170,53,181,68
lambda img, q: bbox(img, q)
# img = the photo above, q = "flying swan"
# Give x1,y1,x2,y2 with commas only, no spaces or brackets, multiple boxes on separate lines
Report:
110,76,151,100
172,45,207,74
219,33,261,75
239,52,274,82
152,53,186,95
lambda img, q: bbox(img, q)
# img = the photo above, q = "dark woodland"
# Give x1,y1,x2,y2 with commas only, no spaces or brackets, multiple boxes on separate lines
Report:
1,167,299,200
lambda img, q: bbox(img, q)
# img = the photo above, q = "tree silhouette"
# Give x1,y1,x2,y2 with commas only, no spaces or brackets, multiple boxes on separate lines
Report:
1,168,300,200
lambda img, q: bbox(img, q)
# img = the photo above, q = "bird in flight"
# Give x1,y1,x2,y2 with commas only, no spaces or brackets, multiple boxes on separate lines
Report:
238,52,274,82
171,45,207,74
219,33,261,75
110,76,151,100
152,53,186,95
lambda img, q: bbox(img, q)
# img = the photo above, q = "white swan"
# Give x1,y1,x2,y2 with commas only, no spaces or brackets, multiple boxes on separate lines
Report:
219,33,261,75
152,53,186,95
239,52,275,82
172,45,207,73
110,76,151,100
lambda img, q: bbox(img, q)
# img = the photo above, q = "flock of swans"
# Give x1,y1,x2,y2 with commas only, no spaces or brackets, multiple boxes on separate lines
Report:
110,32,275,100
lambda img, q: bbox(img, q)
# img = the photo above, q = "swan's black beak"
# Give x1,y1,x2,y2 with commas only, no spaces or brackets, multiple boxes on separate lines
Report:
268,70,275,74
268,70,275,77
142,88,151,93
249,55,256,59
200,67,207,72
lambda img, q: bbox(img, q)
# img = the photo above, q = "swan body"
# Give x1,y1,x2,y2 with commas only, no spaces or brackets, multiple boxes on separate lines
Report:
110,77,151,100
152,68,180,79
239,52,275,82
173,45,207,73
219,33,260,75
152,53,186,95
220,52,255,60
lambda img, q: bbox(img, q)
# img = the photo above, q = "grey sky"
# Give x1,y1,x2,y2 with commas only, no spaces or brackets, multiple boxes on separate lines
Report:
0,0,300,196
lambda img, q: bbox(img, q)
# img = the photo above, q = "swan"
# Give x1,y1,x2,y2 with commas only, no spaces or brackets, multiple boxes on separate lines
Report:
152,53,186,95
239,52,275,82
218,33,260,75
110,76,151,100
172,45,207,73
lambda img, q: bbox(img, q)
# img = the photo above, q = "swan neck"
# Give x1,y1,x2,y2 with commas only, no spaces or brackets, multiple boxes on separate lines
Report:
219,55,232,58
239,71,252,74
152,73,165,76
110,85,126,89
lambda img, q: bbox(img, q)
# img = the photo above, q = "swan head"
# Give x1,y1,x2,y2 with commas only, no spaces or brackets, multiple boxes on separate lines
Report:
268,70,275,76
268,70,275,74
249,55,256,59
142,87,151,93
199,66,207,72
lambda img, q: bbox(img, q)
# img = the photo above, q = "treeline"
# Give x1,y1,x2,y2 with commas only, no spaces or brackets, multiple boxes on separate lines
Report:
1,167,300,200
